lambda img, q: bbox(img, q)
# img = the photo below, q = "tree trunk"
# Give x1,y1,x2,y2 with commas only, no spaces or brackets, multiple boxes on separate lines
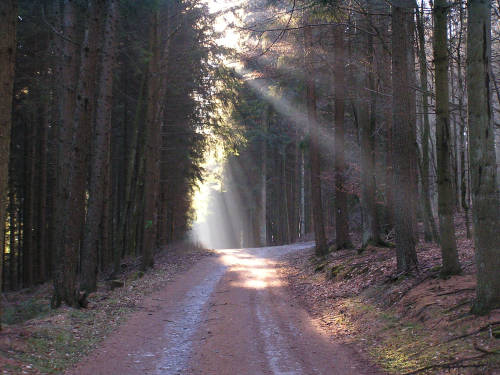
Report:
119,74,146,272
0,0,17,328
80,0,117,293
416,7,440,243
299,145,306,239
391,0,418,273
466,0,500,314
433,0,461,276
456,2,471,239
407,8,419,243
8,192,17,291
380,26,394,233
23,118,35,287
142,6,170,270
37,85,50,283
53,0,81,308
304,24,327,256
358,18,380,249
255,107,268,246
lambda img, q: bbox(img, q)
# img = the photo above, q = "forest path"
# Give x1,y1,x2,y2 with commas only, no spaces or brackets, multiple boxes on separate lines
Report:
67,243,381,375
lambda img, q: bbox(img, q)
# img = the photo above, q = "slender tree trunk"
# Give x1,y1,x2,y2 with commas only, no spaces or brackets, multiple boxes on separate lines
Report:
119,75,145,272
416,7,440,243
142,6,170,269
46,1,61,281
407,8,419,243
0,0,17,328
8,193,17,290
132,117,146,258
80,0,117,293
433,0,461,276
111,82,127,262
391,0,418,273
299,145,306,239
256,108,268,246
293,129,300,241
457,2,471,239
23,118,35,287
37,86,50,283
466,0,500,314
381,36,394,232
358,17,380,249
142,23,160,270
101,158,112,267
304,25,327,256
283,149,291,243
53,0,81,308
358,95,378,248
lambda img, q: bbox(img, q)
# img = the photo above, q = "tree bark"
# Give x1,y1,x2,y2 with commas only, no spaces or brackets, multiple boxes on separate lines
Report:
255,107,268,246
80,0,117,293
416,7,440,243
304,24,327,256
142,5,170,270
456,2,471,239
37,83,50,283
433,0,461,276
0,0,17,329
407,7,419,243
53,0,81,308
358,16,380,249
8,191,17,291
299,145,306,239
391,0,419,273
466,0,500,314
119,74,146,272
23,117,35,287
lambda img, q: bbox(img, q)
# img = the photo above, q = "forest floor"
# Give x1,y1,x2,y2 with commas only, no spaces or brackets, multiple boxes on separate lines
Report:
63,242,381,375
1,242,383,375
1,216,499,375
0,242,212,374
277,215,500,375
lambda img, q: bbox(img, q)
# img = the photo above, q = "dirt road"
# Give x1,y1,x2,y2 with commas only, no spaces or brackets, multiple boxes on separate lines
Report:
67,243,381,375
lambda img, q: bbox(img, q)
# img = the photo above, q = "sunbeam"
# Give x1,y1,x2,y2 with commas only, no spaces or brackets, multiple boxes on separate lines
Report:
233,65,337,154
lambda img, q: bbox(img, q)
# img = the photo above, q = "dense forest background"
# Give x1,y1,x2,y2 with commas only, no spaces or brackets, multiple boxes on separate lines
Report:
0,0,499,325
0,0,222,310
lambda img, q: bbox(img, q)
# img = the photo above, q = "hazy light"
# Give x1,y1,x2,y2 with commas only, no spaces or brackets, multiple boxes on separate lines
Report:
235,65,336,152
191,141,249,250
192,0,336,251
215,249,283,289
205,0,244,50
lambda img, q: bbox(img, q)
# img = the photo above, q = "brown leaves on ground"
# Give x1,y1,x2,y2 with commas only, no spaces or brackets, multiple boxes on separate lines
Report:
0,242,213,374
278,214,500,374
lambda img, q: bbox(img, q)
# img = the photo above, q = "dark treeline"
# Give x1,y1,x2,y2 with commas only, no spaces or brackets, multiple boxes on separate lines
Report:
216,0,500,313
0,0,219,314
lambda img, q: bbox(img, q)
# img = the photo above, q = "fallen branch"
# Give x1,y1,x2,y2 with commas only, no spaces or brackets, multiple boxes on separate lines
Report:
448,311,472,322
447,321,500,342
473,343,500,355
414,302,438,318
396,270,441,302
436,288,475,296
402,354,487,374
443,299,472,313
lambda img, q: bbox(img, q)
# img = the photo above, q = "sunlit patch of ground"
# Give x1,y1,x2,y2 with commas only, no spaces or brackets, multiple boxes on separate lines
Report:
0,243,213,374
277,214,500,375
